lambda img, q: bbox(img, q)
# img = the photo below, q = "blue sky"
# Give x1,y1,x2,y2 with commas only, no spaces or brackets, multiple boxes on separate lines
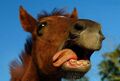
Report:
0,0,120,81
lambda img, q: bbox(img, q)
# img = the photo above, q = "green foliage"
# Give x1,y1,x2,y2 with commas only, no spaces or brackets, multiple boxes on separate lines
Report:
99,45,120,81
79,76,89,81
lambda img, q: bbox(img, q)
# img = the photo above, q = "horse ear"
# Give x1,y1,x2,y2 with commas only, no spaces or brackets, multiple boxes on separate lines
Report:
70,8,78,19
19,6,37,32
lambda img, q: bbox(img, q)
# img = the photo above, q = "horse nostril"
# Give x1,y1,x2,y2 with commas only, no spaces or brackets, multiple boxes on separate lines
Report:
74,23,86,30
99,30,105,40
103,36,105,40
101,36,105,40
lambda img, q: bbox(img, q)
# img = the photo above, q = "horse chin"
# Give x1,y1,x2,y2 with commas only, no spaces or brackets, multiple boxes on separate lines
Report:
62,71,86,79
61,59,91,79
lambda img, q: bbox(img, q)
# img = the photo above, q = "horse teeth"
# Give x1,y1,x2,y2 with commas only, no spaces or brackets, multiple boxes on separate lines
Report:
83,61,88,65
70,59,76,64
76,61,81,65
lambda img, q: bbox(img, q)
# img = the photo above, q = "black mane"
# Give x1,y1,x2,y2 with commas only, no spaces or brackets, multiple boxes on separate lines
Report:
10,37,33,80
37,8,67,20
24,37,33,55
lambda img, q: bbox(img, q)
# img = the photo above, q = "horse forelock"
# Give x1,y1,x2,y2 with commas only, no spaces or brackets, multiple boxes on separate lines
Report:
37,8,68,20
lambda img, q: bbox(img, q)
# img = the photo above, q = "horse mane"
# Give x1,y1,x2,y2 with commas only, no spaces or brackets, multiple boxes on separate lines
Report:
10,37,33,81
37,8,67,19
24,37,33,55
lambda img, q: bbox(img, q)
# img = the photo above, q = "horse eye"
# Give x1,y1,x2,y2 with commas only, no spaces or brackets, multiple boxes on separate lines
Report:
38,22,47,28
74,24,86,30
37,22,47,36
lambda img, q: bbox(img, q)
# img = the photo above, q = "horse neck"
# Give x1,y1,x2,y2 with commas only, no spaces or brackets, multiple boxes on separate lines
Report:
24,38,64,81
22,58,61,81
21,57,39,81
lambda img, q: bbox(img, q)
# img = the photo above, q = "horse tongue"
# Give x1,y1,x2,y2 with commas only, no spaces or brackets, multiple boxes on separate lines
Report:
53,49,77,67
53,49,91,72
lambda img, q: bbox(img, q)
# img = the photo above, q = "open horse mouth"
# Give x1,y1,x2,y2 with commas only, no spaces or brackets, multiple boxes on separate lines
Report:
53,38,95,79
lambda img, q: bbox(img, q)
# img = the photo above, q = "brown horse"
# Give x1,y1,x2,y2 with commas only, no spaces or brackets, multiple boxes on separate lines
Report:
10,6,105,81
